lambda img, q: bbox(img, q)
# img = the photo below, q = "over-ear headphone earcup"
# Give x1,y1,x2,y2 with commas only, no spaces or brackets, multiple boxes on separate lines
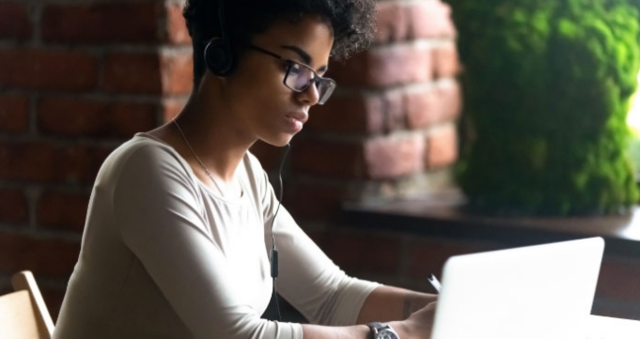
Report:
204,39,233,76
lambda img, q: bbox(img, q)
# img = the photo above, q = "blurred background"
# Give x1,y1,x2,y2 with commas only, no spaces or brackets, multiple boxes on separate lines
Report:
1,0,640,322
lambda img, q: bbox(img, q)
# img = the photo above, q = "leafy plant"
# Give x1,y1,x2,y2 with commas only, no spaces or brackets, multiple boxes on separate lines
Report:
448,0,640,215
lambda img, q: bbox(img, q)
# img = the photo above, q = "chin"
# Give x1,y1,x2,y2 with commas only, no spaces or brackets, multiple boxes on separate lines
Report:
261,134,295,147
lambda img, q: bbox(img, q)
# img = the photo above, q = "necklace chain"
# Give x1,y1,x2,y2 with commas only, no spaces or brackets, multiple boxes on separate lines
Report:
172,119,226,196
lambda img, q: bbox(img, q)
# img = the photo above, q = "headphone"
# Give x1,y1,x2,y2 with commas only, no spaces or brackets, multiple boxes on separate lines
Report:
204,0,234,76
205,1,289,321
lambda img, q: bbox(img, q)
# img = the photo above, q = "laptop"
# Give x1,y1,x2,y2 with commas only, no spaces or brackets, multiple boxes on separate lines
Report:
431,237,605,339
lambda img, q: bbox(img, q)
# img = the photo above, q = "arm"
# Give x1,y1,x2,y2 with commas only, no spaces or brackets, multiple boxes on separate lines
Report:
357,285,438,323
250,156,436,338
114,145,302,339
115,146,432,339
301,324,370,339
299,292,439,339
254,160,379,327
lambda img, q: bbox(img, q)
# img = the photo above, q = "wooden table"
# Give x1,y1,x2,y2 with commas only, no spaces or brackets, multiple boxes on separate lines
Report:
587,315,640,338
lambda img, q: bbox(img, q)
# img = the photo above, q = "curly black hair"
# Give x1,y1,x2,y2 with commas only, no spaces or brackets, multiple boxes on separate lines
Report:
183,0,377,88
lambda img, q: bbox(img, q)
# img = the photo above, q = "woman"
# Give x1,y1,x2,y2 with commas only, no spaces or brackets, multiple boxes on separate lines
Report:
53,0,438,338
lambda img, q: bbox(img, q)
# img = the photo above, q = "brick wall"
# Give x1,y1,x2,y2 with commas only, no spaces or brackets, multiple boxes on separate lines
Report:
271,0,464,299
0,0,192,317
282,0,461,219
0,0,462,319
1,0,638,324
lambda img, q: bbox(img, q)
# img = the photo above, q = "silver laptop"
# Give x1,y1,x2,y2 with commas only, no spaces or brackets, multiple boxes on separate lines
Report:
431,237,605,339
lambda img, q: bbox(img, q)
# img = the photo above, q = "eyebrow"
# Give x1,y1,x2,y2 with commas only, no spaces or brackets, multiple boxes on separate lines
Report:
281,45,328,73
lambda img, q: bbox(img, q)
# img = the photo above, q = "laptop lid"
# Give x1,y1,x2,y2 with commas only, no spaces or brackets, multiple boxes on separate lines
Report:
431,237,605,339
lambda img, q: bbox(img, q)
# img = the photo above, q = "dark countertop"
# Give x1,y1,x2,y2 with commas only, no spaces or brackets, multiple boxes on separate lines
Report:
341,191,640,256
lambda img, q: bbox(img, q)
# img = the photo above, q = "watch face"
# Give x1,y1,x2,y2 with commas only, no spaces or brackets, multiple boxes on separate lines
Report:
379,330,399,339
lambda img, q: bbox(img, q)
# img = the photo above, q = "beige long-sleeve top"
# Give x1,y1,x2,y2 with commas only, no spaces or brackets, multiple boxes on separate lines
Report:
52,133,379,339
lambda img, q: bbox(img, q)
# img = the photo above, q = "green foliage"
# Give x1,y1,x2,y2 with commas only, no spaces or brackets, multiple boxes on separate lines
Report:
448,0,640,215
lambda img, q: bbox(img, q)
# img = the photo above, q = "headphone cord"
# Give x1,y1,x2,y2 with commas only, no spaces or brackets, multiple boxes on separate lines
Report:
270,143,291,322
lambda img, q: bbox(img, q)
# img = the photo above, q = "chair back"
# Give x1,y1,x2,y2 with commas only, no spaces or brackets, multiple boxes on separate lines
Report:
0,271,54,339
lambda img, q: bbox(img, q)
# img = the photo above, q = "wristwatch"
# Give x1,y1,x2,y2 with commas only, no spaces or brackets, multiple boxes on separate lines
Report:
367,322,400,339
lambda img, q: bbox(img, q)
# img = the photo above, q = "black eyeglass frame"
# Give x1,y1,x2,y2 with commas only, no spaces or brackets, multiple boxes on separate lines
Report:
249,44,336,105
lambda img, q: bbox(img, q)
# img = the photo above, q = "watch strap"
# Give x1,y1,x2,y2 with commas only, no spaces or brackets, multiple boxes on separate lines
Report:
367,322,391,339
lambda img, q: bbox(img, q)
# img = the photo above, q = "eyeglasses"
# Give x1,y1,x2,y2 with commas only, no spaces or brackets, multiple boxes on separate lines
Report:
249,44,337,105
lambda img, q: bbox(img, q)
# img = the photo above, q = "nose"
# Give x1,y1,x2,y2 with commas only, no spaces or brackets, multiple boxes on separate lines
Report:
296,81,320,106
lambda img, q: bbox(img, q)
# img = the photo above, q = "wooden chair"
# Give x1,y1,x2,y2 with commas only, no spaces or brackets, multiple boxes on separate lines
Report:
0,271,55,339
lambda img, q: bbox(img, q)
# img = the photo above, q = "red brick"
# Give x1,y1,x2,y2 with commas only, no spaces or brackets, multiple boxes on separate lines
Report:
595,256,640,302
292,135,424,179
326,56,365,86
384,90,405,131
408,237,500,278
364,134,424,179
249,140,285,172
320,231,401,275
102,52,162,94
41,3,160,43
329,44,432,88
0,141,112,184
405,82,461,130
0,232,80,277
365,44,432,86
38,97,158,138
374,1,457,43
160,52,193,95
166,3,191,45
0,2,31,40
405,87,440,129
0,94,29,133
36,191,90,233
0,189,28,224
0,49,97,90
57,145,113,185
309,91,407,134
408,0,456,39
163,98,186,122
287,180,348,219
439,81,462,121
433,43,461,79
374,1,409,43
307,94,384,134
292,138,365,178
425,124,458,169
102,51,192,95
0,141,57,182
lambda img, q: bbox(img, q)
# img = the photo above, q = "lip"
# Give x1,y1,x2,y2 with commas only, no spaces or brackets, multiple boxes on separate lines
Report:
285,111,309,124
283,111,308,133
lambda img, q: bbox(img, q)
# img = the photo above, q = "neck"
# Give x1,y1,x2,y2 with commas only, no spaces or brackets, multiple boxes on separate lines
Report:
173,87,256,183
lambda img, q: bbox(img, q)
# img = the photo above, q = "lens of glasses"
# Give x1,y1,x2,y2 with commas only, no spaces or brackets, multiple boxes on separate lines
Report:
284,62,336,105
285,63,312,91
317,79,336,105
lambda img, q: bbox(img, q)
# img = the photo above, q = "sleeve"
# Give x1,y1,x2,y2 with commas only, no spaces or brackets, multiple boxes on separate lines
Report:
112,144,303,339
259,171,380,326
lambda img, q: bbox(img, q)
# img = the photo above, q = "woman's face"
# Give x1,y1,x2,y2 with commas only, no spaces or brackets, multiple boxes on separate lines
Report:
221,15,334,146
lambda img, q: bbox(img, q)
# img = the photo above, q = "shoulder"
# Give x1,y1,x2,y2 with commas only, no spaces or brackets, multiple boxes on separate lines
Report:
99,134,194,190
116,134,185,168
